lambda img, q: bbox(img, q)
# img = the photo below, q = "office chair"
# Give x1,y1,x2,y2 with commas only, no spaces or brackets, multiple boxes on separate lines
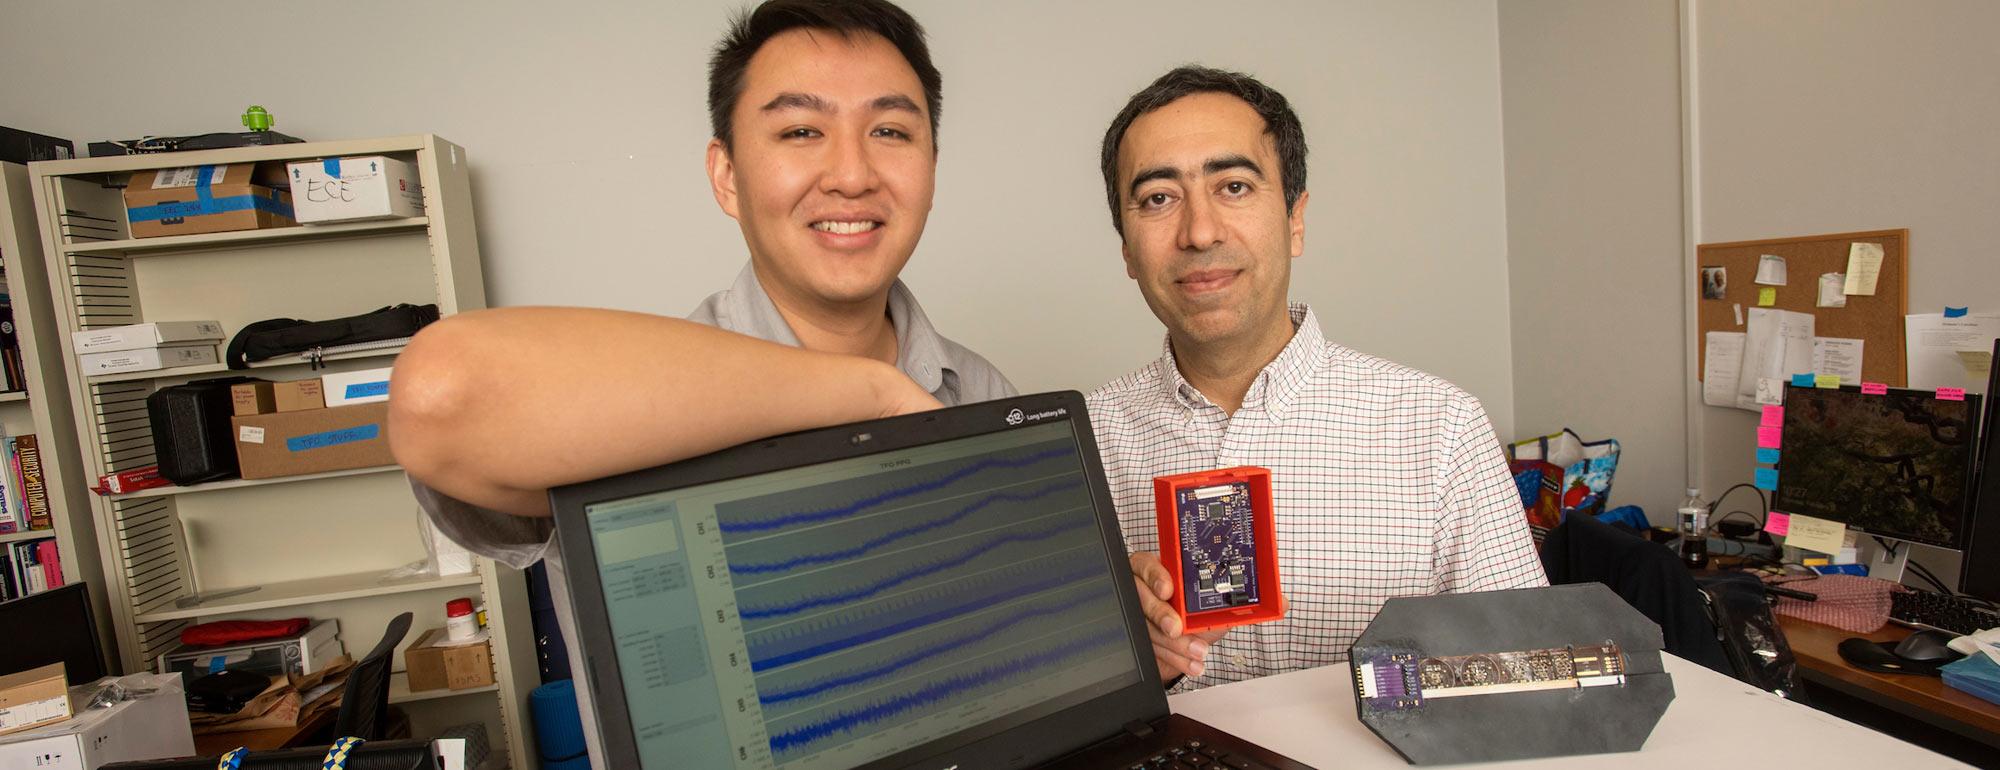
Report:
334,612,413,741
1540,512,1736,674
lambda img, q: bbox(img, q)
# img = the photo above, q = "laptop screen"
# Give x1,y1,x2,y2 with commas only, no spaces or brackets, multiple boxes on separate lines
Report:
581,419,1144,768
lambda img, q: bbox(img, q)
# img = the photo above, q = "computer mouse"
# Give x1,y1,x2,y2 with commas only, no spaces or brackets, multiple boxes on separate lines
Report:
1894,629,1963,662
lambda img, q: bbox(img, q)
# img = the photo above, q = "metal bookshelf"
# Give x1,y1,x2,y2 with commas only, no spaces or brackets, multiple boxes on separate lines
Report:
25,137,536,767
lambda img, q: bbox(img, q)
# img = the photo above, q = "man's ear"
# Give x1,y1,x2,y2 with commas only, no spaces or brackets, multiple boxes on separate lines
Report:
706,138,741,220
1288,189,1309,259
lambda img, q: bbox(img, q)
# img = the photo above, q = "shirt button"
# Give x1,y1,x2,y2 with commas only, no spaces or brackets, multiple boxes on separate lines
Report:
1232,654,1247,667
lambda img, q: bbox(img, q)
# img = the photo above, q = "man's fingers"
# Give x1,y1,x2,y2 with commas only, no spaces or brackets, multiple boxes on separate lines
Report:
1154,643,1205,679
1129,552,1174,600
1146,620,1211,662
1147,600,1183,638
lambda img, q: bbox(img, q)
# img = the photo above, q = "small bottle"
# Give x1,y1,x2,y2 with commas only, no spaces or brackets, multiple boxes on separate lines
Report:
1679,488,1709,569
446,597,478,641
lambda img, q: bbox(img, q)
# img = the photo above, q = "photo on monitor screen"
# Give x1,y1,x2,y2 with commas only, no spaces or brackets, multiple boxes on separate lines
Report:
1773,386,1982,547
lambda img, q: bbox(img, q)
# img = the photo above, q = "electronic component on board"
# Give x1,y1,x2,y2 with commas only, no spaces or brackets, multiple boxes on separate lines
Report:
1356,643,1630,712
1152,466,1283,632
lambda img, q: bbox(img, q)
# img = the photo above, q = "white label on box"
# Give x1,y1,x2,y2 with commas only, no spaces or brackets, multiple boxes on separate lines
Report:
0,695,68,730
167,347,210,364
154,167,201,188
79,331,122,347
240,426,266,444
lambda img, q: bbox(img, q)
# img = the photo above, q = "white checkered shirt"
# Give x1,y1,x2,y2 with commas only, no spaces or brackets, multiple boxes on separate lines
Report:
1087,303,1547,691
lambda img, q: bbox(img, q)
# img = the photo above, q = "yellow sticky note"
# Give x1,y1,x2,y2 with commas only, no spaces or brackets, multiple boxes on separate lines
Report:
1757,287,1777,307
1784,513,1847,555
1814,374,1841,389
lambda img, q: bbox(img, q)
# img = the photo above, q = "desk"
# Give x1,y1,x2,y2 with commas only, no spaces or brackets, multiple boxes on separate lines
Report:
1780,615,2000,747
1169,653,1969,768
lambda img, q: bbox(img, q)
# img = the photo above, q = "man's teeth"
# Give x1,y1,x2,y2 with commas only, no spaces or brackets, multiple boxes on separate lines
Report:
812,221,879,235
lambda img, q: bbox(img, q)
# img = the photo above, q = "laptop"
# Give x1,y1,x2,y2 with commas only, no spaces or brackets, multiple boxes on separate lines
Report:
551,391,1315,769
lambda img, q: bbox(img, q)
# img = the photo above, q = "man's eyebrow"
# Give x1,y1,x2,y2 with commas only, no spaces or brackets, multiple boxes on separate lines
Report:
1128,166,1182,201
761,92,832,113
869,94,922,115
1204,154,1265,178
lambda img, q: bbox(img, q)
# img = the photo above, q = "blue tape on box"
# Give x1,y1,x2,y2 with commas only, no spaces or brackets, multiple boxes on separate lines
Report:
324,157,342,177
286,424,380,452
126,192,293,223
343,381,390,399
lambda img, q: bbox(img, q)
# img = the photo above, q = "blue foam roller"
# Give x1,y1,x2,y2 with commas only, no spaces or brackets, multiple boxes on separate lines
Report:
530,680,590,770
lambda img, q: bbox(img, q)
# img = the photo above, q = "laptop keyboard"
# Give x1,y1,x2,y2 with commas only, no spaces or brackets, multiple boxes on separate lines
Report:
1125,739,1277,770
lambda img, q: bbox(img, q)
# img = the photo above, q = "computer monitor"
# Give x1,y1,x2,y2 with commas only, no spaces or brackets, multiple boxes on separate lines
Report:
1960,338,2000,602
1771,384,1983,549
0,582,107,684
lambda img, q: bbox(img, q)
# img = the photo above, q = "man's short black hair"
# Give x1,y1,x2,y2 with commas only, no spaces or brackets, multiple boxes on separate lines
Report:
1099,66,1308,236
708,0,943,152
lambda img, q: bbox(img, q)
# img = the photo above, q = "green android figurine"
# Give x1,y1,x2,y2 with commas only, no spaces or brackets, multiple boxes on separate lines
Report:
241,105,274,132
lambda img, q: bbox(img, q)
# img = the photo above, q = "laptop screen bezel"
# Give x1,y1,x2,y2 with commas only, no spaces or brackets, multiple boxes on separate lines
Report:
550,390,1170,769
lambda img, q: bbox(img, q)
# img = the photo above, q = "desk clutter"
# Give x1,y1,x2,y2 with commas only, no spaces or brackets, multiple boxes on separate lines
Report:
0,667,196,767
112,155,425,241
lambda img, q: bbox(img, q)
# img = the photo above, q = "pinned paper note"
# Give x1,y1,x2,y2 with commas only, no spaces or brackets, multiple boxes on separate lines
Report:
1700,266,1727,299
1817,273,1847,308
1814,374,1841,389
1702,331,1746,408
1961,349,1994,381
1753,468,1779,490
1784,513,1847,555
1756,447,1781,464
1765,512,1791,536
1860,381,1888,395
1754,377,1784,406
1843,243,1882,295
1810,337,1864,384
1755,255,1788,286
1939,387,1966,401
1758,287,1777,307
1733,303,1744,326
1790,373,1815,387
1757,426,1783,448
1760,404,1784,427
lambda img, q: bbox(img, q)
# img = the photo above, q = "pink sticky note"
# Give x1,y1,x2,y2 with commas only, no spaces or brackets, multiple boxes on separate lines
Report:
1939,387,1966,401
1757,426,1782,449
1765,512,1791,536
1760,405,1784,428
1860,382,1888,395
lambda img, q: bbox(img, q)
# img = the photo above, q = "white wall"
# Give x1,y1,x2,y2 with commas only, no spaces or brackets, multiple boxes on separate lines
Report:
0,0,1518,436
1692,0,2000,577
1499,0,1686,522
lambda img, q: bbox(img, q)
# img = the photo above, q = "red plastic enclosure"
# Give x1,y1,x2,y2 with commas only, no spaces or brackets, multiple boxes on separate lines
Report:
1152,466,1284,633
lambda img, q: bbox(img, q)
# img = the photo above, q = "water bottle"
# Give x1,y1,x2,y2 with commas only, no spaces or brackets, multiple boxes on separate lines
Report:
1679,488,1709,568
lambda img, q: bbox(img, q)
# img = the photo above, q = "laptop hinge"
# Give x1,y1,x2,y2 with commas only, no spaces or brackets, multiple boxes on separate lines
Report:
1122,720,1155,739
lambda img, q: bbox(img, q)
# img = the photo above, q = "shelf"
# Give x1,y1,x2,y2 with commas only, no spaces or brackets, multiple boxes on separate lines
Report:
87,343,405,385
0,529,56,544
135,569,484,623
0,391,25,403
388,670,499,705
64,217,429,256
114,464,402,500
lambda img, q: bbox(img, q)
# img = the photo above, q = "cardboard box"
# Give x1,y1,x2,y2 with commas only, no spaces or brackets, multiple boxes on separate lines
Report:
78,344,217,376
124,163,294,238
157,619,343,680
0,673,193,769
232,402,392,480
229,381,275,416
271,378,324,412
72,321,225,354
320,367,394,407
0,663,69,736
403,628,494,692
286,155,424,224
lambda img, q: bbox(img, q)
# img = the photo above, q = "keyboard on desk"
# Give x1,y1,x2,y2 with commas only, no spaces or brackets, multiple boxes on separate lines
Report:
1890,588,2000,635
1041,714,1315,770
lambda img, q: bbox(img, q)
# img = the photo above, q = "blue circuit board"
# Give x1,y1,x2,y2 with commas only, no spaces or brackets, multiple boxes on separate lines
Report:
1174,481,1260,613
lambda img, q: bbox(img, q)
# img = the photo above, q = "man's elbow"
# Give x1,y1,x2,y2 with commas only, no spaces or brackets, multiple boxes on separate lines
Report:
389,316,490,484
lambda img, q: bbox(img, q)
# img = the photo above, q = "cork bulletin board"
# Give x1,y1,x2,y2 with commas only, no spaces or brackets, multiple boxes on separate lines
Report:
1696,229,1909,386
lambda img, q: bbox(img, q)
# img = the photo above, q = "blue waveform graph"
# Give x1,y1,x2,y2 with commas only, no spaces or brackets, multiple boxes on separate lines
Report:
729,477,1088,577
714,441,1078,536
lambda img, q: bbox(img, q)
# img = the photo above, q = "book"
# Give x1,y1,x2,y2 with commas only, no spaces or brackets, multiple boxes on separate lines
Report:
17,435,49,530
0,434,14,533
37,538,60,590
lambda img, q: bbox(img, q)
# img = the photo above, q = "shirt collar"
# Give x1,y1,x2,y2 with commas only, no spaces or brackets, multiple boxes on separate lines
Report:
713,263,953,394
1157,302,1326,421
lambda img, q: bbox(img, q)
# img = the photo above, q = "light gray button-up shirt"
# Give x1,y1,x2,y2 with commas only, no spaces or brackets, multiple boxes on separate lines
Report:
408,262,1015,766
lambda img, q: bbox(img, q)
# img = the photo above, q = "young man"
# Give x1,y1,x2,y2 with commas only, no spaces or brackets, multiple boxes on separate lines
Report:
1088,66,1545,690
394,1,1010,763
